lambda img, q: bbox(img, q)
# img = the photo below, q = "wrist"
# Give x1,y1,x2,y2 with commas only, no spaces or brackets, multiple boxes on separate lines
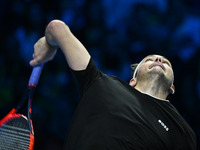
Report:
45,37,58,50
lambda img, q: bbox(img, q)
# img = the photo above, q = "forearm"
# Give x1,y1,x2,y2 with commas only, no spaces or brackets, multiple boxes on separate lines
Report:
45,20,90,70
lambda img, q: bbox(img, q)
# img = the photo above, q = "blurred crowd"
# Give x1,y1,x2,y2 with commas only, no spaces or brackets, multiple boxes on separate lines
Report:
0,0,200,149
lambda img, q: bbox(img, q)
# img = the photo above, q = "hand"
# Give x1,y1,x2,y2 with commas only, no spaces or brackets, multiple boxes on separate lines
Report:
29,37,57,66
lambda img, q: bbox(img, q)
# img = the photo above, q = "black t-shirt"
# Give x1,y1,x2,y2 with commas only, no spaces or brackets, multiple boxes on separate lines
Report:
65,58,197,150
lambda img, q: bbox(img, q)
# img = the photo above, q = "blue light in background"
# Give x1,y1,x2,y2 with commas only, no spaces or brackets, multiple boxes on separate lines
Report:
61,9,75,27
15,27,39,64
179,47,197,62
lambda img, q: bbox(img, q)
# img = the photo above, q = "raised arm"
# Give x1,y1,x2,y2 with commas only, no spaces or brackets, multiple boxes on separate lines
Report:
30,20,91,71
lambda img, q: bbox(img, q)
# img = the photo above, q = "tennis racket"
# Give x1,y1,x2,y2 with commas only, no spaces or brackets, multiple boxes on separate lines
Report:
0,64,44,150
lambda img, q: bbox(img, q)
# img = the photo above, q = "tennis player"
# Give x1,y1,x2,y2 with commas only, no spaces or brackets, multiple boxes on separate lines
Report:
30,20,197,150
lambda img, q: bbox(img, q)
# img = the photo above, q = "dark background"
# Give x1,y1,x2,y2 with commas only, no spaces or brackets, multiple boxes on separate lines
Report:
0,0,200,149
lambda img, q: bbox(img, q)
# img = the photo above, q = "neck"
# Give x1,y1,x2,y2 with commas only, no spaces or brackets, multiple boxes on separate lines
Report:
134,78,169,100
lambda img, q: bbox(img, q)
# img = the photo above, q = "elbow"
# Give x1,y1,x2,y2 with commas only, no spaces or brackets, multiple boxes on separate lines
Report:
47,20,70,33
45,20,70,46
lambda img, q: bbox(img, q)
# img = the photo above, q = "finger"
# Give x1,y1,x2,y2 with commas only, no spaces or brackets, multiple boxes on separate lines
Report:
29,59,38,66
29,57,41,66
32,53,36,59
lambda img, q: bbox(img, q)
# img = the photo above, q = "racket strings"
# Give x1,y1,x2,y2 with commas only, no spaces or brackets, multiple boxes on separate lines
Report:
0,117,31,150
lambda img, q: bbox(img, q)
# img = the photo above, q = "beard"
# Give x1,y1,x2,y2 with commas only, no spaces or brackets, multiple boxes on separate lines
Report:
138,67,173,91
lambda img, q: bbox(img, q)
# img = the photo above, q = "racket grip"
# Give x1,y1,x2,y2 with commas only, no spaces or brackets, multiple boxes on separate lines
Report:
28,64,44,87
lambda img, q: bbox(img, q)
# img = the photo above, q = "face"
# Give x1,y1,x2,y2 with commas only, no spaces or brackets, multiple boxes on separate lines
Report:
135,55,174,86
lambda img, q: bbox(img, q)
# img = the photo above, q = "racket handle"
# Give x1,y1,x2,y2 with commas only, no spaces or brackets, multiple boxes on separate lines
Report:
28,64,44,87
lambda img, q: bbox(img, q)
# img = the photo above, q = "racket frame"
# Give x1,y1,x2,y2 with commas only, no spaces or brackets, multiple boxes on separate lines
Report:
0,64,44,150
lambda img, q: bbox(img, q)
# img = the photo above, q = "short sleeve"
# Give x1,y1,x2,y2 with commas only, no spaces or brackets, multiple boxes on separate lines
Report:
71,58,103,95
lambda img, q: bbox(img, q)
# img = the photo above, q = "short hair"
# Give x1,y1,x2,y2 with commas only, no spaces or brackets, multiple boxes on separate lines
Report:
130,63,138,77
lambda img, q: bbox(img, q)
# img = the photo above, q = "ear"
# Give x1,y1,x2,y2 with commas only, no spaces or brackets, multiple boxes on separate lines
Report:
129,78,137,87
169,84,175,94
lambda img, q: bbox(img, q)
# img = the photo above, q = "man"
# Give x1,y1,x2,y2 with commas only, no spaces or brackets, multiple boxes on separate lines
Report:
30,20,197,150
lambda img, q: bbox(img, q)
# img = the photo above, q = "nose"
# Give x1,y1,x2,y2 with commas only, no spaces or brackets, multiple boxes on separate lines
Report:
155,57,162,63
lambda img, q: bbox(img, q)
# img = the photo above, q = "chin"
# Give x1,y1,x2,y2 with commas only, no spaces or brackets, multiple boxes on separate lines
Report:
149,70,171,84
149,68,165,76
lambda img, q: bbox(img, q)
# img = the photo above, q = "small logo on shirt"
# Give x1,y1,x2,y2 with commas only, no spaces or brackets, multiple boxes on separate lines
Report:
158,119,169,131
